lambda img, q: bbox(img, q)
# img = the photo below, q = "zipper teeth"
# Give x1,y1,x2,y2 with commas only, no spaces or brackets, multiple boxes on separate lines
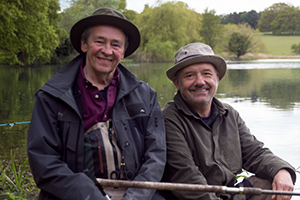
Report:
96,134,104,173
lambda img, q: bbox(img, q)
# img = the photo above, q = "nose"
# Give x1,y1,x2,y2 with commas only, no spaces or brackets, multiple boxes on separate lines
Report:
101,44,113,55
195,74,205,85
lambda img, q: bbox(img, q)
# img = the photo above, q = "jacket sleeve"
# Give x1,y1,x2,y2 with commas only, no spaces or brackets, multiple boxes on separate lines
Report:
27,91,106,200
236,109,296,183
162,104,219,200
122,89,167,200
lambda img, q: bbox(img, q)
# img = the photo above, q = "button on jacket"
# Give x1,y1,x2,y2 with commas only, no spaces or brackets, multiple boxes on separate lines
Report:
27,55,166,200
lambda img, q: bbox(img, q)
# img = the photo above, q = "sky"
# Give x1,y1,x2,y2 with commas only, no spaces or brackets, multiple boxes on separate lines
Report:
125,0,300,15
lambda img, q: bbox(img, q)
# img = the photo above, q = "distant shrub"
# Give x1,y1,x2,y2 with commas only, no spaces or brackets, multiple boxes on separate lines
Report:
291,43,300,54
227,32,252,58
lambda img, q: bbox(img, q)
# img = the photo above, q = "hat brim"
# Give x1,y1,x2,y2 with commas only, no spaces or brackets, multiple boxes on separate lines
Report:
166,55,227,80
70,15,140,58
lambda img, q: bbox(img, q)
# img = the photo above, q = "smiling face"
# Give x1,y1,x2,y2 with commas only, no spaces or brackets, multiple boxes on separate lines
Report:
81,25,126,78
173,63,219,115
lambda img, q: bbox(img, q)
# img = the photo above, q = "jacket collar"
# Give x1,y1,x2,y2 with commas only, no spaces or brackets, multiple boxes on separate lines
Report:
41,54,83,98
40,54,141,102
116,64,141,100
174,91,228,118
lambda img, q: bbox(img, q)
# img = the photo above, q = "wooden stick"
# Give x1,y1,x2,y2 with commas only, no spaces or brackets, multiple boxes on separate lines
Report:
97,178,300,196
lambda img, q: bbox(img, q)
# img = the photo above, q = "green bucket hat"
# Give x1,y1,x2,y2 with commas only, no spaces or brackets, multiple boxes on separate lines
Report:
70,7,141,58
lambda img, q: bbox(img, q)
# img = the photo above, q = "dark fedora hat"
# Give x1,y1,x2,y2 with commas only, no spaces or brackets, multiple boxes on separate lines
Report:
166,43,227,80
70,7,140,58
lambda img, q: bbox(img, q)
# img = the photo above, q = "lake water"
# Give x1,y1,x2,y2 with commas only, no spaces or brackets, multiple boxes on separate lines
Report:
0,59,300,198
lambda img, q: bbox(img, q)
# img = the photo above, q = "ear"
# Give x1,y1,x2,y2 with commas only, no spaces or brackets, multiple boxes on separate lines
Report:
81,39,88,53
172,77,180,90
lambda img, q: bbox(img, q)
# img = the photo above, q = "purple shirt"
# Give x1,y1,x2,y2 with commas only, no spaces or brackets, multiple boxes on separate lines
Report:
77,63,120,131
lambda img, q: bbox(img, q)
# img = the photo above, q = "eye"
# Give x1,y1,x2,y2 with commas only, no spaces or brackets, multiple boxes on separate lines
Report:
184,73,194,79
112,43,121,48
96,40,104,44
203,71,213,76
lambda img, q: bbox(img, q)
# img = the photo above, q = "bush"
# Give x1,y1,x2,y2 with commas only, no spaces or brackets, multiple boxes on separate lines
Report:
227,32,252,58
291,43,300,54
50,36,75,64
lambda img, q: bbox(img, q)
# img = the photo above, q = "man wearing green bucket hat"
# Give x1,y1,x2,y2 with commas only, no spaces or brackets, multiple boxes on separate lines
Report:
162,43,296,200
27,8,166,200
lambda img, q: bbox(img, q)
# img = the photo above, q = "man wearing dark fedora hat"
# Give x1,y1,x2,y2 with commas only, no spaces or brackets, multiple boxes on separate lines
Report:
27,8,166,200
162,43,296,200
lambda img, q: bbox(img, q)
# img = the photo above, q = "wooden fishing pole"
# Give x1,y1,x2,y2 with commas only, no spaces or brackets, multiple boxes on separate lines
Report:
97,178,300,196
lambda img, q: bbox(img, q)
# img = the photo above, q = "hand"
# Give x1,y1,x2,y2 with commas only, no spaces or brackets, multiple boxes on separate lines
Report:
271,169,294,200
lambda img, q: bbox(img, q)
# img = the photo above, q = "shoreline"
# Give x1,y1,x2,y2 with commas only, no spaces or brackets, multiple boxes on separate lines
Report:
225,53,300,61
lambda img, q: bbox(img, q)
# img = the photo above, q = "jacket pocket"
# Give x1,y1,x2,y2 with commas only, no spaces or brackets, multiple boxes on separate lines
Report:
57,111,81,172
126,103,147,117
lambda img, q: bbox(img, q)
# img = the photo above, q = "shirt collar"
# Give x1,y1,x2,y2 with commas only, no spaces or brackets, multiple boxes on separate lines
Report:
78,60,120,88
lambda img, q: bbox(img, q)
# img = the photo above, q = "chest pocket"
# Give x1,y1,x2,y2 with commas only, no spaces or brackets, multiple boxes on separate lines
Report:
126,103,147,117
126,103,149,135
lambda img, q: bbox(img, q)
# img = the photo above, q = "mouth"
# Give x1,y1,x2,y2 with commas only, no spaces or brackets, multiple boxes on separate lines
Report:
190,87,209,94
98,57,113,62
192,87,208,91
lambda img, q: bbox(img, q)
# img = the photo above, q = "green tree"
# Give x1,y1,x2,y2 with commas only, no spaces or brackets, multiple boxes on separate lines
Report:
59,0,121,33
221,23,265,54
199,8,223,49
258,3,287,32
241,10,261,29
134,1,201,61
0,0,60,65
291,43,300,54
270,5,299,34
227,32,251,58
122,9,138,21
258,3,300,34
221,10,260,29
221,12,241,24
118,0,138,22
118,0,126,11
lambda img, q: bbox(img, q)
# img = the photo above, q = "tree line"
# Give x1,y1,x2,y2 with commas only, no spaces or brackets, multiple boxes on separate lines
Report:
1,0,300,65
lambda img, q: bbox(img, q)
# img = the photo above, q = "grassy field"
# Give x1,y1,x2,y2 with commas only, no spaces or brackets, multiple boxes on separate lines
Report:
259,33,300,55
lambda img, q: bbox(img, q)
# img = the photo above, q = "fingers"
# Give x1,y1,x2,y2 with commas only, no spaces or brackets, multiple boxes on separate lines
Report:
271,169,294,200
272,183,293,200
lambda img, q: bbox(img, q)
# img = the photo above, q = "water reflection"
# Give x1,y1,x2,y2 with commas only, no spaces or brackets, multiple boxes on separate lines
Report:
217,66,300,110
0,59,300,198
